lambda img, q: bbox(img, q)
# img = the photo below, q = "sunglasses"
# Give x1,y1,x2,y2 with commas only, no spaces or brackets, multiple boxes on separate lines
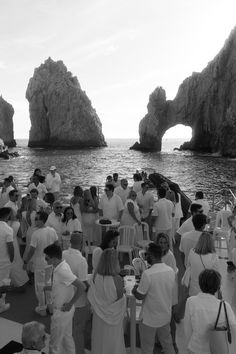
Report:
55,206,63,209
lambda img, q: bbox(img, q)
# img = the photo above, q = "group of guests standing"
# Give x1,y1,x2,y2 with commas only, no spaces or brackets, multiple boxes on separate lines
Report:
1,167,236,354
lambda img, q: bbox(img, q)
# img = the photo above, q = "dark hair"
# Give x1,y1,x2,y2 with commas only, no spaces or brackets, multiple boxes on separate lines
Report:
141,182,149,188
0,207,12,219
90,186,97,199
113,173,118,179
190,203,202,214
9,189,18,198
8,175,14,182
199,269,221,295
44,244,62,259
133,173,142,181
169,185,179,203
36,211,48,224
30,188,39,195
106,175,113,181
100,230,119,250
147,242,162,259
196,191,204,199
44,192,55,205
105,183,114,192
158,187,166,198
192,214,207,230
73,186,83,197
33,168,42,176
62,206,77,222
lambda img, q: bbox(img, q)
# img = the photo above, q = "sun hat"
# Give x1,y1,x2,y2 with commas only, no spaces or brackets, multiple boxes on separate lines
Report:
49,166,56,171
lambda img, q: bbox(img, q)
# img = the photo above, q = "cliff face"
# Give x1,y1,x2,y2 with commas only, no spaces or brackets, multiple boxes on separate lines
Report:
0,96,16,147
26,58,106,148
131,27,236,157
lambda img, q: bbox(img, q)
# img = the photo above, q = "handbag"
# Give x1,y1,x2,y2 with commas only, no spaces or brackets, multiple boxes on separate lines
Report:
181,266,190,287
209,300,236,354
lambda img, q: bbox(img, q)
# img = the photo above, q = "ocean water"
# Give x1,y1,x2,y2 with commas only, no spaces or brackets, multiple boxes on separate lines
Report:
1,138,236,202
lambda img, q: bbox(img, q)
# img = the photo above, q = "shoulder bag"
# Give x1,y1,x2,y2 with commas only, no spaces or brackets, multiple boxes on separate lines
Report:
209,300,236,354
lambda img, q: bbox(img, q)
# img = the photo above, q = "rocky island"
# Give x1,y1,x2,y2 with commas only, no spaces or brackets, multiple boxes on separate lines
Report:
26,58,106,148
0,96,16,147
131,26,236,157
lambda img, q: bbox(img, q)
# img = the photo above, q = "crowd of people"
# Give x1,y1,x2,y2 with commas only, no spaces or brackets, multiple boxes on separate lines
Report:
0,167,236,354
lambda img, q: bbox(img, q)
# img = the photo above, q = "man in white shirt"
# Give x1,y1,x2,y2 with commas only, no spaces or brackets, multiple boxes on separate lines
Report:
4,189,19,215
98,183,124,221
28,175,47,200
132,173,143,194
23,211,58,315
194,191,210,216
63,232,90,354
45,166,61,200
114,178,130,205
44,243,85,354
132,243,176,354
152,187,174,246
175,203,203,242
0,178,14,207
179,213,207,267
0,207,14,313
137,182,154,237
46,201,63,246
29,189,48,211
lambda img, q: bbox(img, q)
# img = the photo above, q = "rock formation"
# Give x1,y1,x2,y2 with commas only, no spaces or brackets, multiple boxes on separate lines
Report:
0,96,16,147
131,26,236,157
26,58,106,148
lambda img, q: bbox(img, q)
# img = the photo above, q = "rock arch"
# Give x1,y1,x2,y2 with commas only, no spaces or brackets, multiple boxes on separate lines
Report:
131,26,236,157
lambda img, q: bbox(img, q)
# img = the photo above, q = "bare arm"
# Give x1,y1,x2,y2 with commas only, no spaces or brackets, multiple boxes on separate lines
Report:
62,278,86,311
127,202,141,224
24,246,35,265
132,284,146,300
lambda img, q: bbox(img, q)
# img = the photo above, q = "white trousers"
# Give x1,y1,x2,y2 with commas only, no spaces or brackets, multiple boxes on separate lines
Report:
49,307,75,354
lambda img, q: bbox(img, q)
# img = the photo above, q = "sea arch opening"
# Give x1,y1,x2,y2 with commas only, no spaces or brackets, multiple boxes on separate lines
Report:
162,124,192,151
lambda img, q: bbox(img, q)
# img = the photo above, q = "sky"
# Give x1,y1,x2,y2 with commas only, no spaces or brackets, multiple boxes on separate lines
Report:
0,0,236,140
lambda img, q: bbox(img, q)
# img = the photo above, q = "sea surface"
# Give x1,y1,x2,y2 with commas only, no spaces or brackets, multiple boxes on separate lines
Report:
1,138,236,204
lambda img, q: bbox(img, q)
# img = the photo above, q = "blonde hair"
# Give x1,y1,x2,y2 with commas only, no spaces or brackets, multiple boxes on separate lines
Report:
194,231,215,255
22,321,45,348
96,249,120,276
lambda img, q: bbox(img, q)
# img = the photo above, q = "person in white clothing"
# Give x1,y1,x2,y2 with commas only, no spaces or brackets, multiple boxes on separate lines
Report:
132,243,176,354
0,207,14,313
4,189,19,216
114,178,130,205
179,214,207,267
63,232,90,354
152,187,174,246
98,183,124,221
61,206,82,250
23,211,58,315
184,269,236,354
0,178,14,207
186,232,219,297
194,191,210,216
46,201,63,246
120,190,141,226
27,175,47,200
44,243,85,354
132,173,143,194
137,182,154,238
45,166,61,200
29,189,48,212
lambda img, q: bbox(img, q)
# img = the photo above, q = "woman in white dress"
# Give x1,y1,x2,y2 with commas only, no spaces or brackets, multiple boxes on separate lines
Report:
61,206,82,249
8,210,29,287
70,186,83,224
81,189,99,245
187,231,219,297
23,198,37,272
184,269,236,354
88,249,126,354
120,190,141,226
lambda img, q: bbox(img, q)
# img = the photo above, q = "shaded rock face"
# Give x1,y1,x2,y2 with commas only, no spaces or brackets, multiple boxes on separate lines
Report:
26,58,106,148
131,27,236,157
0,96,16,147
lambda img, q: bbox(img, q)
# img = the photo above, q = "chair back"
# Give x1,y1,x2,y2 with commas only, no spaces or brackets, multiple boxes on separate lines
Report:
220,210,232,229
132,257,147,275
118,225,135,246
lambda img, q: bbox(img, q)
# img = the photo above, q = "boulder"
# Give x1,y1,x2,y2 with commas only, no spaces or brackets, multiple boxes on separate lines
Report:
131,26,236,157
26,58,106,148
0,96,16,147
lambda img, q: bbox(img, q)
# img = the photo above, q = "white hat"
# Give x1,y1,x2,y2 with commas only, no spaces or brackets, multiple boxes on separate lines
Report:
50,166,56,171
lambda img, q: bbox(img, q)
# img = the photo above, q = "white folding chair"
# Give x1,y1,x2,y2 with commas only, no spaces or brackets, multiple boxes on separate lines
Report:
213,210,231,252
117,225,136,264
134,222,150,249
